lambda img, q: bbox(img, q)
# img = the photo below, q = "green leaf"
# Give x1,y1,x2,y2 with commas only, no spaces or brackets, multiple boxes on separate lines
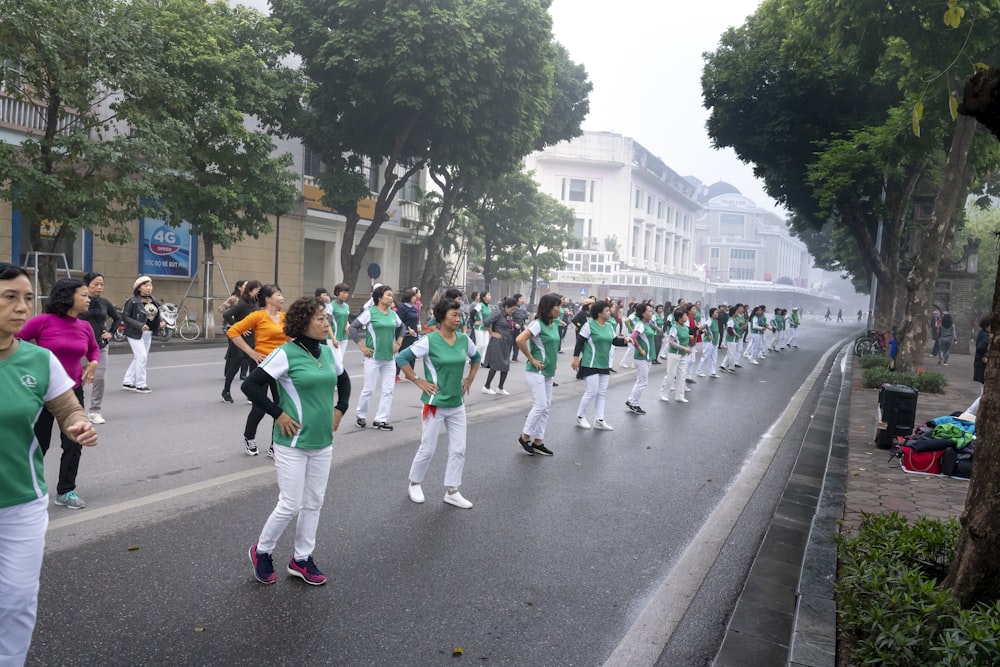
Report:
949,94,959,121
911,102,923,137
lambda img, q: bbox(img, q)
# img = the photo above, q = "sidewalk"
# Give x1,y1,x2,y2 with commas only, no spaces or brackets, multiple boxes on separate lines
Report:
842,354,979,530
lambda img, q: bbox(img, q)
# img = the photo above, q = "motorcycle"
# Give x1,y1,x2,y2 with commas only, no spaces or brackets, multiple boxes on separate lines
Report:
158,303,178,342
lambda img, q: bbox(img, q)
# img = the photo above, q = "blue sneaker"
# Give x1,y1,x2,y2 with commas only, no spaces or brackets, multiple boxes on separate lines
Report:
288,556,327,586
249,544,275,584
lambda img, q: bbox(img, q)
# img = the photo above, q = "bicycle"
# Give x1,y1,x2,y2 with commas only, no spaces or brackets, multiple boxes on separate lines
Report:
854,330,886,356
176,308,201,341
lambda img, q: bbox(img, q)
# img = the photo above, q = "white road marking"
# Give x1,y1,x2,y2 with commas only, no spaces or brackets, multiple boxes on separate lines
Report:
601,337,852,666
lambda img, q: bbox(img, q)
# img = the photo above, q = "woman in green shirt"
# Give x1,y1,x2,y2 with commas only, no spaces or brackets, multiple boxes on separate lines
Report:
515,294,562,456
245,297,350,586
572,300,628,430
397,298,481,509
349,285,404,431
659,308,693,403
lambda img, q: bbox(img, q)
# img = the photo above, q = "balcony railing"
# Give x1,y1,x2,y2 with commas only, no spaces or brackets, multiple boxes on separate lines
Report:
0,92,81,135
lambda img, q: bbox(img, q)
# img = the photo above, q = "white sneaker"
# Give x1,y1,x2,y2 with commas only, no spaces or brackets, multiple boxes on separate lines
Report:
88,412,105,425
576,416,592,429
677,397,690,403
751,360,760,365
482,387,496,395
697,372,707,377
408,483,425,504
444,490,473,509
710,373,720,378
659,394,670,402
684,386,692,392
497,388,510,395
593,419,614,431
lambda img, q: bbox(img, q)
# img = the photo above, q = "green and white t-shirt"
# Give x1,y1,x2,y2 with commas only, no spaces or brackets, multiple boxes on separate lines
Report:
473,303,491,332
632,320,655,360
667,321,690,355
259,342,345,449
355,307,403,360
579,319,614,368
524,318,560,377
726,314,745,343
1,342,74,507
330,300,350,342
395,331,480,408
703,319,719,346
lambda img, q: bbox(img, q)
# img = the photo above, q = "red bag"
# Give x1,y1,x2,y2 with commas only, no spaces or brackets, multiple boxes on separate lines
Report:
898,445,944,474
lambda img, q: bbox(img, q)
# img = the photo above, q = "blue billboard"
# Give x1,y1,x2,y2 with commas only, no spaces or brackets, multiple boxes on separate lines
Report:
139,217,197,277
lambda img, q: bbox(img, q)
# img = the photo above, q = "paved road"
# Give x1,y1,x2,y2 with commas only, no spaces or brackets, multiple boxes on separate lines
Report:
29,320,857,666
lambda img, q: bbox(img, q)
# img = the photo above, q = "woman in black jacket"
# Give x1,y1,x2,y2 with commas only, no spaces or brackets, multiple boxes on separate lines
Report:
481,298,517,394
121,276,164,393
221,280,261,403
78,272,122,423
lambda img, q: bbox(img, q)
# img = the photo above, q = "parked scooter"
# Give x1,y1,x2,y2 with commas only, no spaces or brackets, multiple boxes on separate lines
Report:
158,303,178,341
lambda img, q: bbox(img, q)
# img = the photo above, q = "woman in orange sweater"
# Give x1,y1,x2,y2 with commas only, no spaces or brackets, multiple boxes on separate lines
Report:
228,285,287,458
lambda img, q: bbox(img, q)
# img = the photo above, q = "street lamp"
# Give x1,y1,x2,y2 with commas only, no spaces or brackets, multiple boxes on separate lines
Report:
273,212,281,286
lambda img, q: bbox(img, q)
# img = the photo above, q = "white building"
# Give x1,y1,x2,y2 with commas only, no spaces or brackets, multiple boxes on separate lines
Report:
524,131,708,304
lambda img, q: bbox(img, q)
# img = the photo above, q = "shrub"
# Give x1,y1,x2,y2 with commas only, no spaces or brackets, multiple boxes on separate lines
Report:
837,512,1000,666
861,368,947,394
860,353,891,369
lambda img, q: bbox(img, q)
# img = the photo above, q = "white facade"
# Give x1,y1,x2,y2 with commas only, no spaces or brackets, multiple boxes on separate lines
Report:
524,131,707,302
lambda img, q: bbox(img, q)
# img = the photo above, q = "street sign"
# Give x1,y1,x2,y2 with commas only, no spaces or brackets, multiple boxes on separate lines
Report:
367,263,381,280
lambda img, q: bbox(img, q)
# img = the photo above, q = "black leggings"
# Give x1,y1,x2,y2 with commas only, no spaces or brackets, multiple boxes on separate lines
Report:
484,369,508,389
35,385,85,495
224,340,256,393
243,376,278,441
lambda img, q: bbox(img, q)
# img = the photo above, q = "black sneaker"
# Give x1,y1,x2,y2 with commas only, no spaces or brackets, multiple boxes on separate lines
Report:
685,378,696,384
249,544,275,584
135,386,152,394
356,418,366,429
122,383,136,391
734,364,743,368
222,390,233,404
608,368,617,373
244,438,259,456
518,436,535,456
552,382,559,387
632,405,647,415
267,444,275,459
531,443,554,456
373,421,393,431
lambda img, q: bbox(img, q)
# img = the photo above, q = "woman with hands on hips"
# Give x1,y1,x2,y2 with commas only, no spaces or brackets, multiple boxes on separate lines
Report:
349,284,403,431
0,263,97,666
227,285,288,457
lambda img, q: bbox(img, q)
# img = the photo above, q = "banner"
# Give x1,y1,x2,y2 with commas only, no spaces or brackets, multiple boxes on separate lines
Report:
139,216,197,277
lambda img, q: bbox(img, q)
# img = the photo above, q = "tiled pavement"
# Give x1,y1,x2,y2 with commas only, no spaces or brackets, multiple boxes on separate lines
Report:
842,354,977,530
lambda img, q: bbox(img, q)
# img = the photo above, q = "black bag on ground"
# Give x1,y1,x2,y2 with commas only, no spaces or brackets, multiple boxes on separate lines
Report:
941,447,973,478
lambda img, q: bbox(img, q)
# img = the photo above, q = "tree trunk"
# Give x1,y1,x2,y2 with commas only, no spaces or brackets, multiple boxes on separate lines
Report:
529,255,540,306
416,177,461,320
942,260,1000,606
895,115,978,370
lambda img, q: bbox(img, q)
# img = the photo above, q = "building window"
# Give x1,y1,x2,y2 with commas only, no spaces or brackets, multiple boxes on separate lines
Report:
568,179,588,202
730,248,756,260
730,267,755,280
719,213,745,235
303,147,323,178
573,218,585,241
647,195,654,214
635,188,643,209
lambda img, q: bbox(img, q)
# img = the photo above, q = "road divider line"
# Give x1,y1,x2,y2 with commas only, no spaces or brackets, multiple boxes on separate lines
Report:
602,335,854,666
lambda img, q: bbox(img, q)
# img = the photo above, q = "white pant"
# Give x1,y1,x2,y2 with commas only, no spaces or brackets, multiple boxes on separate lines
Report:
0,496,48,667
408,405,467,489
257,445,333,561
722,341,738,370
357,358,395,422
521,372,553,441
327,339,345,369
123,331,152,387
687,342,703,379
577,373,610,420
628,360,651,406
787,327,798,346
660,353,689,398
475,330,488,361
747,332,765,360
696,343,718,375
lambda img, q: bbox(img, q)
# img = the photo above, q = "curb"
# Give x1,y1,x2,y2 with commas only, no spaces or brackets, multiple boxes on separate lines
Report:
713,344,850,666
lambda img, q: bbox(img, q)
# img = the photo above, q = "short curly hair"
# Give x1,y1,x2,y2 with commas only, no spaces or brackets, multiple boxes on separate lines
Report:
46,278,86,316
284,297,326,339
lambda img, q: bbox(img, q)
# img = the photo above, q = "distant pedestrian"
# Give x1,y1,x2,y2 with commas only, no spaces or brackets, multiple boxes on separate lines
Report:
660,308,692,402
121,276,165,393
937,312,956,365
837,308,843,322
78,272,121,424
222,280,261,403
0,263,98,666
510,294,528,361
626,303,656,414
397,298,481,509
825,308,832,321
973,315,990,390
482,297,517,395
515,294,562,456
245,296,350,586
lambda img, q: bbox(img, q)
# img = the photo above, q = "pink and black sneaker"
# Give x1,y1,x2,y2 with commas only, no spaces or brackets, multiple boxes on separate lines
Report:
287,556,327,586
249,544,276,584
